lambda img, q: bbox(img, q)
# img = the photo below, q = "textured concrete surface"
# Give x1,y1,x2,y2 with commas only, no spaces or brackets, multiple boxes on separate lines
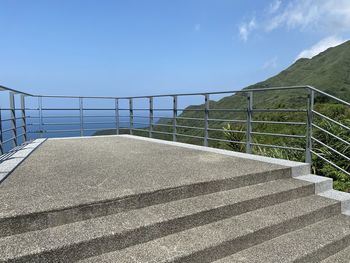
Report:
321,245,350,263
120,135,311,177
215,214,350,263
0,135,348,262
0,178,315,262
319,189,350,212
78,195,339,263
0,136,290,220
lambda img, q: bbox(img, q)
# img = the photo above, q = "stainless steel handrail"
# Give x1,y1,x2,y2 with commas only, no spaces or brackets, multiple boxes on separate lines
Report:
0,84,349,179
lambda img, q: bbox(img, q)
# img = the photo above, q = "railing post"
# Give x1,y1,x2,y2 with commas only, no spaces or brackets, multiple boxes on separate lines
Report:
306,89,314,163
246,92,253,154
173,95,177,142
9,92,17,147
79,97,84,136
0,107,3,154
20,94,27,142
204,94,209,147
115,98,119,135
149,97,153,138
129,98,133,135
38,96,43,138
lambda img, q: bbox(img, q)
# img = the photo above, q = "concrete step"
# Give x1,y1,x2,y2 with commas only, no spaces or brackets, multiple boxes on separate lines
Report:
321,245,350,263
77,195,340,263
215,214,350,263
0,166,290,238
0,178,316,263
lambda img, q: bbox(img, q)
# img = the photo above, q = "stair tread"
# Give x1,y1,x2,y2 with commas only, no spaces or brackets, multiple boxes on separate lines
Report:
0,178,314,261
77,195,339,263
0,159,290,238
215,214,350,263
1,137,290,220
321,245,350,263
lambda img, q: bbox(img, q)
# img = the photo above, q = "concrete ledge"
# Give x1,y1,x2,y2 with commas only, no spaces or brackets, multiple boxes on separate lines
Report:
319,190,350,213
0,139,46,184
293,174,350,216
0,173,8,183
296,174,333,194
23,140,45,149
118,135,311,177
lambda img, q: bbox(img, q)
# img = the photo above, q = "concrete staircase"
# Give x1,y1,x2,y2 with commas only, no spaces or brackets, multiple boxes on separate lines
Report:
1,171,350,262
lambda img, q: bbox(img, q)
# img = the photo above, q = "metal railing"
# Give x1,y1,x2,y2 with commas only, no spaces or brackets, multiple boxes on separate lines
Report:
0,84,349,177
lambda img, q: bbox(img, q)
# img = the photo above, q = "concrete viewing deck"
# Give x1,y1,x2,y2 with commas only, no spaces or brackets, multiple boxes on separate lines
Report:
0,135,297,218
1,135,350,262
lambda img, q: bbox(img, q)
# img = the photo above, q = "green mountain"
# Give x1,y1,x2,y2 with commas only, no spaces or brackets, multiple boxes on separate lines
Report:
247,40,350,100
208,39,350,113
148,40,350,142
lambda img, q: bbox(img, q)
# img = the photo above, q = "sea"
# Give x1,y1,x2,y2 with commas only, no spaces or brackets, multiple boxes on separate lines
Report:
1,113,161,153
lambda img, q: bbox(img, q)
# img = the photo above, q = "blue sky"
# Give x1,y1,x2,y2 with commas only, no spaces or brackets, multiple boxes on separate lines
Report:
1,0,350,97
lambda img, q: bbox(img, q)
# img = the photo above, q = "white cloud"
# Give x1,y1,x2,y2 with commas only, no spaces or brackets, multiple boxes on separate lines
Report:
239,0,350,41
194,24,201,32
265,0,350,33
296,36,347,60
268,0,281,14
239,17,256,41
262,57,278,69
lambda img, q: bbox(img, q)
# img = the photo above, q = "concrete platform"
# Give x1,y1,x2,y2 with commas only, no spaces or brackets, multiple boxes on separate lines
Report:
2,135,350,262
0,135,292,219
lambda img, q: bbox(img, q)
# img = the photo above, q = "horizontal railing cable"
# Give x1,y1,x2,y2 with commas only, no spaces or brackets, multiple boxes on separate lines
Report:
311,150,350,177
312,123,350,147
0,84,349,181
